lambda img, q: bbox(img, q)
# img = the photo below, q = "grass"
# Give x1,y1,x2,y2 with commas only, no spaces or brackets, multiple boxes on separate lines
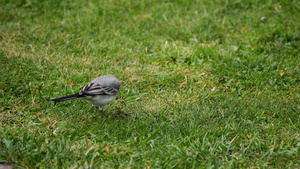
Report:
0,0,299,168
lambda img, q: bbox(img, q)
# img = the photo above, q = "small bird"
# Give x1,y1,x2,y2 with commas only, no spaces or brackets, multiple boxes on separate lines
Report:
52,74,121,111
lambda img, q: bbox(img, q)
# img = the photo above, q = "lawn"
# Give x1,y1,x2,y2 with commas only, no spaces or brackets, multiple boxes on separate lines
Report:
0,0,299,168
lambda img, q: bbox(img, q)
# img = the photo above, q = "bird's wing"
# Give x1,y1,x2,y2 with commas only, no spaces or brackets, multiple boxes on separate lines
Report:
80,83,118,96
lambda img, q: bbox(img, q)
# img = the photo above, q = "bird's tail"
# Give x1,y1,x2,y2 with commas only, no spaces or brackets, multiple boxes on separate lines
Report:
52,93,82,103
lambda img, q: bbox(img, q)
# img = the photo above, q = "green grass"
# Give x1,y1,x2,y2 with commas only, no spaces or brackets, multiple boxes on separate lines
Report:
0,0,299,168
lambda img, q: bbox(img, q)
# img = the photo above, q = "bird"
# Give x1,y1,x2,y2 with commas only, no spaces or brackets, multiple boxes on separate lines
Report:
52,74,121,111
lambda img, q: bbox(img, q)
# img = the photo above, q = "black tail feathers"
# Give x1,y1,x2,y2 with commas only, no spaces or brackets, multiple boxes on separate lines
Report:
52,93,82,103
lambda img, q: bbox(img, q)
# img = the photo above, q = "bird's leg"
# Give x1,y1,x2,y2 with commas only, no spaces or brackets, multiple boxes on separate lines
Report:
99,106,108,117
98,106,103,112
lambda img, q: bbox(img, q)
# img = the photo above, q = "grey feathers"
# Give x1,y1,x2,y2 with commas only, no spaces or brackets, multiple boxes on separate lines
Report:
79,75,120,96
